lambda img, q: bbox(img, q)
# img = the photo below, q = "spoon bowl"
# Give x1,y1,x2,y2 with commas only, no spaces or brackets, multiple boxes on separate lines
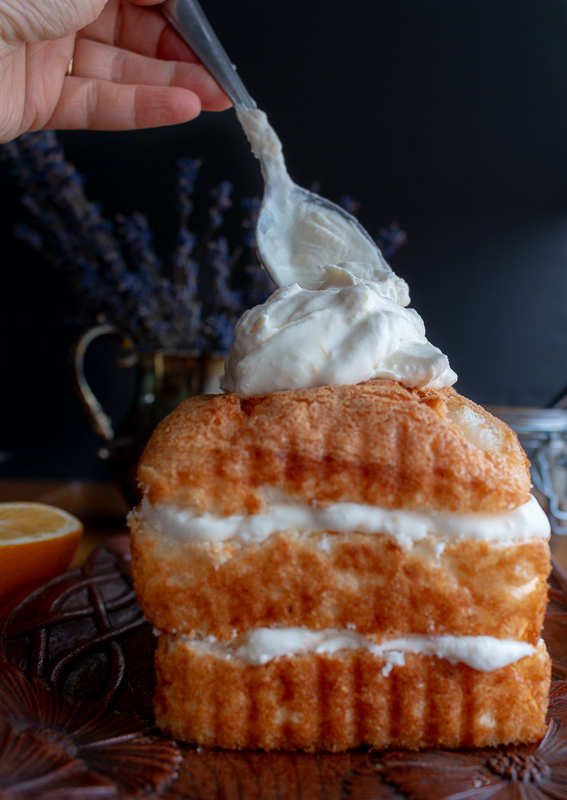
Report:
235,107,387,288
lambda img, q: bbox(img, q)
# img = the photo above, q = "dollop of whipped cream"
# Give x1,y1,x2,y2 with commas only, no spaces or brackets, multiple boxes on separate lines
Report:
223,108,457,398
222,262,457,397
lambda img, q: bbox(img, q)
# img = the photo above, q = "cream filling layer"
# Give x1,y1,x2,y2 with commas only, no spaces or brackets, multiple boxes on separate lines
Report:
134,493,549,549
180,627,539,673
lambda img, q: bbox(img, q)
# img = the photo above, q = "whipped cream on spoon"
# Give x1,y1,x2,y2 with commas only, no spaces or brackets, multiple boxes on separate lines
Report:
160,0,390,289
236,109,390,288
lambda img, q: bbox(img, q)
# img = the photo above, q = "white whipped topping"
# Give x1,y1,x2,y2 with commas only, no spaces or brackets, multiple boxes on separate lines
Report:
134,493,549,549
221,263,456,397
224,109,457,398
185,627,538,673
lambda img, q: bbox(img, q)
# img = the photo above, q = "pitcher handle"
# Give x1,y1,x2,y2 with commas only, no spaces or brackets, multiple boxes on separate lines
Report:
70,324,135,442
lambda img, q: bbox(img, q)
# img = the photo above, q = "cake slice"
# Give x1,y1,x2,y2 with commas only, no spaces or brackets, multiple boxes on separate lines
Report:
128,379,551,751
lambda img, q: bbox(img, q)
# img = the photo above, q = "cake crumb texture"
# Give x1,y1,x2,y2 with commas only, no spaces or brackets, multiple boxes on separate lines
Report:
154,636,551,752
137,380,531,516
130,517,550,643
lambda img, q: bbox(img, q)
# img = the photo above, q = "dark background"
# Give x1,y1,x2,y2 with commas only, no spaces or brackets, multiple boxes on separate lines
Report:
2,0,567,482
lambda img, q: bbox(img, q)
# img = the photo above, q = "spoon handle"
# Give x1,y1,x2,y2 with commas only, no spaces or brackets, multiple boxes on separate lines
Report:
160,0,257,111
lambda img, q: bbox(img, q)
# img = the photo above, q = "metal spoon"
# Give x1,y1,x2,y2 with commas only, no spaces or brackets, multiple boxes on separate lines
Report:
160,0,388,288
160,0,256,112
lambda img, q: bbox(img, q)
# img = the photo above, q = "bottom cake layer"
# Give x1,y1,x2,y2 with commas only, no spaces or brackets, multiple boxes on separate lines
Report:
154,635,551,752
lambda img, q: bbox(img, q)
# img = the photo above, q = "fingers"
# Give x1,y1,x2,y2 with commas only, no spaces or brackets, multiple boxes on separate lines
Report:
73,38,230,111
78,0,231,111
82,0,198,63
45,75,202,131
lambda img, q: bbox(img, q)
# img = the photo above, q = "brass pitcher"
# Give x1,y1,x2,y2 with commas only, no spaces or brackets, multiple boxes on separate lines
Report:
70,324,225,506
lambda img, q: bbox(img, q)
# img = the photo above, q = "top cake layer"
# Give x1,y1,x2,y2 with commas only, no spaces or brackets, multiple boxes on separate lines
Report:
138,379,530,516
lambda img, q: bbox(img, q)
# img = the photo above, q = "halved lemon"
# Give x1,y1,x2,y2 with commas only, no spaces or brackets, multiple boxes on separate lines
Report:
0,502,83,606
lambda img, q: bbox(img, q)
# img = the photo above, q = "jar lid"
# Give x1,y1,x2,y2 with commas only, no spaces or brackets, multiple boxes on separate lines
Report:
486,405,567,434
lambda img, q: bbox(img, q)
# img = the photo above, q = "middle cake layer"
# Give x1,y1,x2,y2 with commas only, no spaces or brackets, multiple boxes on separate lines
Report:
130,506,550,642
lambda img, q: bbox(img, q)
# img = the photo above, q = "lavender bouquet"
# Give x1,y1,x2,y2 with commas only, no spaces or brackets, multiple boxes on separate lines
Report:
3,131,405,358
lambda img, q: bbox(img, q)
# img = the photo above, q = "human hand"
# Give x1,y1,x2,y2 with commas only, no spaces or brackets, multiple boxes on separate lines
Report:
0,0,231,143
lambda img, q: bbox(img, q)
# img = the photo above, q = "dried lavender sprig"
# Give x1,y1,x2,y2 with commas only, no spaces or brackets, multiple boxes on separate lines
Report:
203,312,238,355
6,133,120,272
311,182,407,261
3,132,191,351
209,180,233,230
200,230,244,355
6,133,124,276
209,237,242,310
115,212,162,280
171,159,202,334
8,135,188,349
241,196,260,250
375,222,407,259
338,194,361,216
187,179,234,275
240,196,275,309
113,211,180,348
337,193,407,259
173,156,202,287
177,157,202,223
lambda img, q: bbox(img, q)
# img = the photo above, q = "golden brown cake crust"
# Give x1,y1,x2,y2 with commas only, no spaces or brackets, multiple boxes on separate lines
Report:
137,380,531,515
130,518,550,643
154,636,551,752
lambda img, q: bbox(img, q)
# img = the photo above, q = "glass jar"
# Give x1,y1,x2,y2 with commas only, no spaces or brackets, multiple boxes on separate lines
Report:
487,406,567,535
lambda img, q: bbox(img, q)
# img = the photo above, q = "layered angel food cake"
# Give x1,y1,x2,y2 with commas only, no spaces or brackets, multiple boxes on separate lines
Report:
129,109,551,751
129,380,550,751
